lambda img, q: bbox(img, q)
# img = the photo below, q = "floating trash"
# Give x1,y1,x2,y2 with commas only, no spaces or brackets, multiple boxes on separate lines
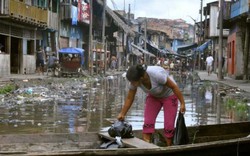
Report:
26,88,33,94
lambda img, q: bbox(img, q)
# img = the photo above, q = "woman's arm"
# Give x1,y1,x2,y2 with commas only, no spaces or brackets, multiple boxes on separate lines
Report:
166,77,186,113
117,88,137,120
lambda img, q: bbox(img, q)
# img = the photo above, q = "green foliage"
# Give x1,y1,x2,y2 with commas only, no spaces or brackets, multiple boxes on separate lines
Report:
225,98,237,110
0,84,15,94
235,101,248,113
225,98,248,111
224,98,248,120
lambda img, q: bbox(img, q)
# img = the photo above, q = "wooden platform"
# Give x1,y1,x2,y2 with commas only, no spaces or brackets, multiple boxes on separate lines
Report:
99,132,159,149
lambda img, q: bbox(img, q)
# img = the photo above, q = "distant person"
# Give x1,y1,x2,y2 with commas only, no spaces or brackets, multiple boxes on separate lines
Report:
110,57,117,72
163,61,170,75
47,53,58,75
36,46,45,75
205,53,214,76
170,61,175,71
139,56,144,65
117,64,186,146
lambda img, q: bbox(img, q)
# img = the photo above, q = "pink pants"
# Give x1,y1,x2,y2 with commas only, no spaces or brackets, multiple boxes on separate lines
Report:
143,94,178,138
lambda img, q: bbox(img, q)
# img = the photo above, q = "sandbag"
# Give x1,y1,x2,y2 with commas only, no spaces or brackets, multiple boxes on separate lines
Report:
173,112,189,145
108,120,134,138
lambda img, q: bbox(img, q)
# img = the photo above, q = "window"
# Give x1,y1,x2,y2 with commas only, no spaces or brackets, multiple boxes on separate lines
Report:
0,35,7,54
228,42,231,58
27,40,34,55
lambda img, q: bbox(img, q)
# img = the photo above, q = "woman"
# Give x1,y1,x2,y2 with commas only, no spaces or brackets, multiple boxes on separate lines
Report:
36,46,45,75
117,64,186,146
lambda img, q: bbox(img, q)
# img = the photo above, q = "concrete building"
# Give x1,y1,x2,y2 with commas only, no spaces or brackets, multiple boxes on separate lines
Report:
0,0,59,76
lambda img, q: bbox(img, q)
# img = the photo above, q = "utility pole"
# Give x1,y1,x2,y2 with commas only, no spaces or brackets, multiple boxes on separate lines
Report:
123,0,126,70
218,0,224,80
187,15,196,70
193,22,196,44
88,0,93,75
102,0,106,75
187,15,196,43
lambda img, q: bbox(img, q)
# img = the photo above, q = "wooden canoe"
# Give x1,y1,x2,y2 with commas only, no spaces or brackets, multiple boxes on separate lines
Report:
0,121,250,156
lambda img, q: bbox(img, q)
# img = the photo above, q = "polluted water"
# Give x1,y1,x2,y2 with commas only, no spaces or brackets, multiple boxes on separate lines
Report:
0,72,249,134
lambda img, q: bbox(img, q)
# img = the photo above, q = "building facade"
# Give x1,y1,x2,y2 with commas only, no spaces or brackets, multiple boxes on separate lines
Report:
226,0,250,79
0,0,59,76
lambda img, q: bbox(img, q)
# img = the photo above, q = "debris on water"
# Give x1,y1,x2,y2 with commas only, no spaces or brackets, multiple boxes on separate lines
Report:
122,72,126,78
107,75,114,79
26,88,33,94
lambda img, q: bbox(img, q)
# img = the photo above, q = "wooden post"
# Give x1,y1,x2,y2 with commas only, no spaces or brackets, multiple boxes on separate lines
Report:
218,0,223,80
243,23,249,80
88,0,93,75
144,18,147,64
198,0,203,70
102,0,106,75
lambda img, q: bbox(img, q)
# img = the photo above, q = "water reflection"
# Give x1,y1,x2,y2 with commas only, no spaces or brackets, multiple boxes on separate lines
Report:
0,73,249,134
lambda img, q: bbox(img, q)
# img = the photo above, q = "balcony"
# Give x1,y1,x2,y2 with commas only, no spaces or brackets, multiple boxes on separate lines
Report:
47,11,58,30
8,0,47,27
60,3,73,20
231,0,250,19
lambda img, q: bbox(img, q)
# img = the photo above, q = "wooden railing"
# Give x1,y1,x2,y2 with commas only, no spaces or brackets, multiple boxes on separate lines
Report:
60,3,72,20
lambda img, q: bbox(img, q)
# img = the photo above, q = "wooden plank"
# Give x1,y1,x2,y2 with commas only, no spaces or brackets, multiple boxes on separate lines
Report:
99,132,159,149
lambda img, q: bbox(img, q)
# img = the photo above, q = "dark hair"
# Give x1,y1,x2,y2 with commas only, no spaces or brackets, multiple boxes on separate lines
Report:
126,64,147,81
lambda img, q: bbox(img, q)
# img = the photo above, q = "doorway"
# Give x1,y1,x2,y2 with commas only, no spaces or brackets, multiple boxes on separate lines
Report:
10,37,21,74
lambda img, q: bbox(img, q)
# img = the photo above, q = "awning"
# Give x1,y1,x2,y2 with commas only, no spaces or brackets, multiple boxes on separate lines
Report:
131,43,156,57
177,43,198,53
131,48,143,56
143,39,166,57
164,52,188,58
196,40,212,52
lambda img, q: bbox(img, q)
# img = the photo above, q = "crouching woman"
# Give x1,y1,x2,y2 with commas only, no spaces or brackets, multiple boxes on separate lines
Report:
117,64,186,146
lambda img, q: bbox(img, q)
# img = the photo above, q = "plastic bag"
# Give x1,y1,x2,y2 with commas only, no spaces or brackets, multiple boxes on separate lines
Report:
173,112,189,145
151,131,167,147
108,120,134,138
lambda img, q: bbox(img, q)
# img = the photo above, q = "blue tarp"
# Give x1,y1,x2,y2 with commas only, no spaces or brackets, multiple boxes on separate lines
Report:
58,47,84,54
177,43,198,53
196,40,212,52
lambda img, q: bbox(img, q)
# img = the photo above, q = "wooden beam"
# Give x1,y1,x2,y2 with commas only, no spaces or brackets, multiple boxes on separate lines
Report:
99,132,159,149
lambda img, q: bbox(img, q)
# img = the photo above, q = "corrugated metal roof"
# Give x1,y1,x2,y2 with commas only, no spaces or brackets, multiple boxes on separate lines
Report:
131,43,156,57
131,49,143,56
105,7,134,36
96,0,134,36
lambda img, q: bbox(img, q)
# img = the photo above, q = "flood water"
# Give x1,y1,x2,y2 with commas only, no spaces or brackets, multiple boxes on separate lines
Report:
0,72,249,134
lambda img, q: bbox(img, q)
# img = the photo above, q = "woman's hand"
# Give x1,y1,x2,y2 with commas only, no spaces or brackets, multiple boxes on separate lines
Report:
180,103,186,113
117,113,125,121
